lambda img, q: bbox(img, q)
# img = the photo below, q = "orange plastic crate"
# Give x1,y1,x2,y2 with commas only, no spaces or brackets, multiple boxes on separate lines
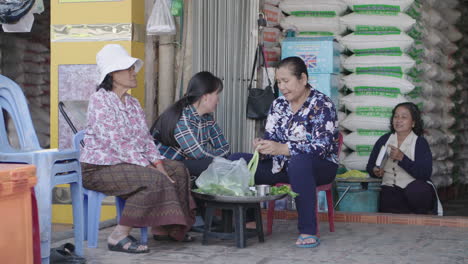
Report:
0,164,37,264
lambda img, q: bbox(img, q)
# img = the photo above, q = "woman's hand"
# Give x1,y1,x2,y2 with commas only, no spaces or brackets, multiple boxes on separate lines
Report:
148,161,175,183
372,167,384,178
253,138,262,150
388,145,404,161
256,140,289,156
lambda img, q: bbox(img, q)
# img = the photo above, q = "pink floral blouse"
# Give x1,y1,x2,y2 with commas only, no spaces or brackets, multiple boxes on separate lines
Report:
80,89,164,166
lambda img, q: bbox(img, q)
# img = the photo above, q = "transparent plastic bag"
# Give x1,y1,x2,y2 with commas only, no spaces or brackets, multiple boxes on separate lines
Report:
195,157,251,196
146,0,176,35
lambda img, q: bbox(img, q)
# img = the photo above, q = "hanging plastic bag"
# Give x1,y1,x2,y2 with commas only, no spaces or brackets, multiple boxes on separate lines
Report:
147,0,176,35
2,8,34,32
195,157,251,196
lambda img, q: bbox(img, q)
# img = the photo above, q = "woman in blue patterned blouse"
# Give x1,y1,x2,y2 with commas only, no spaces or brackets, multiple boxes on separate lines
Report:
151,71,230,177
230,56,339,248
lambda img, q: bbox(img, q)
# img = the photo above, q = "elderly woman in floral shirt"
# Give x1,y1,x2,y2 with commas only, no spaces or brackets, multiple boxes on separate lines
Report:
80,44,195,254
230,56,339,248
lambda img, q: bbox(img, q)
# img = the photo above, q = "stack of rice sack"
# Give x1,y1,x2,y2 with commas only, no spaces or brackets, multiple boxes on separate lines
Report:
263,0,283,68
278,0,348,159
0,12,51,148
403,0,460,188
446,0,468,186
338,0,416,171
261,0,283,86
279,0,348,37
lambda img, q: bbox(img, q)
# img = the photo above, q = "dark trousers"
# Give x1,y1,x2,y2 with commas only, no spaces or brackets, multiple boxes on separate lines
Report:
228,153,338,235
380,180,435,214
182,158,213,177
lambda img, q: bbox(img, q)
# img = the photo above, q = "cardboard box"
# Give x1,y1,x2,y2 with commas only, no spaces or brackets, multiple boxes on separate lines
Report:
308,74,340,106
281,37,340,74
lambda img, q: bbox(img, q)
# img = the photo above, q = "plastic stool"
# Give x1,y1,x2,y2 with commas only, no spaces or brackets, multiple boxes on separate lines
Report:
74,130,148,248
202,201,264,248
83,189,148,248
266,183,335,236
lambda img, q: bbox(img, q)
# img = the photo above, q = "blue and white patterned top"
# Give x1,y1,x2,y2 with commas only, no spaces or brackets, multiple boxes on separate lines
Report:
264,89,339,173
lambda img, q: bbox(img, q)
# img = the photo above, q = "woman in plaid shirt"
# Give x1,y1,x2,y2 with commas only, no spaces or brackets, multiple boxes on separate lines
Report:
152,71,230,177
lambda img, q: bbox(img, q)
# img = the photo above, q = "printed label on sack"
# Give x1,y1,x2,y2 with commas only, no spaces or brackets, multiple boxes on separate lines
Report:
354,5,400,13
355,47,403,56
263,31,278,42
407,24,423,40
406,6,421,19
298,31,334,36
356,145,374,152
356,25,401,32
356,67,403,78
355,30,401,35
291,11,336,17
354,86,401,97
355,107,393,118
407,67,421,78
407,47,423,59
357,129,389,136
406,86,422,99
357,151,372,157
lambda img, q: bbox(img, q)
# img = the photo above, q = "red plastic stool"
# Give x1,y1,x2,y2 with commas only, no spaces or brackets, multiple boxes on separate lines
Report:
265,133,342,236
266,183,334,236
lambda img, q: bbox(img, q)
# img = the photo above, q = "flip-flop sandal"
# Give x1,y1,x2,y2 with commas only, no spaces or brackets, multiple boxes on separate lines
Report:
50,243,87,263
296,235,320,248
108,235,150,254
153,234,195,242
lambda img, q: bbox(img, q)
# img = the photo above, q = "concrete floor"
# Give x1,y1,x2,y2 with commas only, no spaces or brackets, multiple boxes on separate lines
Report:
52,219,468,264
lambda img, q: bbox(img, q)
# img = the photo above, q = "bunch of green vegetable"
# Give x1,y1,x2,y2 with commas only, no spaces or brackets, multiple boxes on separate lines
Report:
270,185,299,198
247,150,260,186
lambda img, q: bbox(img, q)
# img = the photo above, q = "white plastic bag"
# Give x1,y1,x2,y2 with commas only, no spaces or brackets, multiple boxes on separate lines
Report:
147,0,176,35
195,157,251,196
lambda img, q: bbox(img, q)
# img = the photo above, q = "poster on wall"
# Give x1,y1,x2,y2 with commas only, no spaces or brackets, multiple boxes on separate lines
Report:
59,0,122,3
58,64,98,149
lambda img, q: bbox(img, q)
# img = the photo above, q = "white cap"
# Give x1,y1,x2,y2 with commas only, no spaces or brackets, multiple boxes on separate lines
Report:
96,44,143,85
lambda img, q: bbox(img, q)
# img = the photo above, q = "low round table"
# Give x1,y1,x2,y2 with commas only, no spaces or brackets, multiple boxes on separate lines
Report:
191,191,287,248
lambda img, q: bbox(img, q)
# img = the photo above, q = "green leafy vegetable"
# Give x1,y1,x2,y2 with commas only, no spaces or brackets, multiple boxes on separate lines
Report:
270,185,299,198
247,150,259,186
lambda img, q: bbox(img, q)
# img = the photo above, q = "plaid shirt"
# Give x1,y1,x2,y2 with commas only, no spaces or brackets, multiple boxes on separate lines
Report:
156,105,230,160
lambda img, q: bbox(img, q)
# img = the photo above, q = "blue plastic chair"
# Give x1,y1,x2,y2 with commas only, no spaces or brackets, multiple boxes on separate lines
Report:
0,75,84,263
73,130,148,248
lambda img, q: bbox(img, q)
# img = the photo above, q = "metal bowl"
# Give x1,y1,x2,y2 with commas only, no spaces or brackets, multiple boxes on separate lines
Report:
191,190,287,203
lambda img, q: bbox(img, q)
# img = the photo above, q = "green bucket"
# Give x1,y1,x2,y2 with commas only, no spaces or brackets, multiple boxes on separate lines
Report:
336,181,381,212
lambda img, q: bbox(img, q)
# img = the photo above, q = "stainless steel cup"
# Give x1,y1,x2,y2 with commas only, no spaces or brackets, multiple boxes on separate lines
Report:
255,185,270,196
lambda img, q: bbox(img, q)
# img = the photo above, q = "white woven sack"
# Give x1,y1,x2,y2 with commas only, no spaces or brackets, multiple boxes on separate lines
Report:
340,32,414,53
421,8,448,29
343,54,415,73
344,0,414,12
279,0,348,15
341,112,390,131
340,93,407,112
341,151,370,171
343,130,387,151
439,8,461,24
445,25,463,42
280,16,346,35
343,73,415,94
339,150,348,165
338,111,347,123
340,12,416,32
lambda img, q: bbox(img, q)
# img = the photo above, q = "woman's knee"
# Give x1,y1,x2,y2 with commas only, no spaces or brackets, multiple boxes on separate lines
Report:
405,180,435,212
